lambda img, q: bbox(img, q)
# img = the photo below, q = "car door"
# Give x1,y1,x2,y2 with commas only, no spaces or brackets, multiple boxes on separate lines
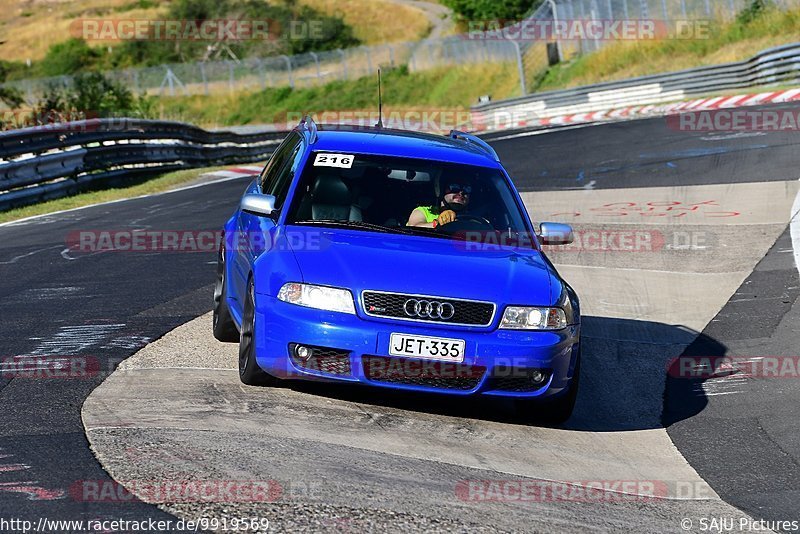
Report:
232,133,304,307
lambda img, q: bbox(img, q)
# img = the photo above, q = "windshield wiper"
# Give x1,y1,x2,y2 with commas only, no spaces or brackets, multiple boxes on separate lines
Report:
293,220,411,234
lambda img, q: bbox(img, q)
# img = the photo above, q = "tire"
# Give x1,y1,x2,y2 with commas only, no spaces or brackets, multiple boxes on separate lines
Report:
212,240,240,343
515,349,581,426
238,277,279,386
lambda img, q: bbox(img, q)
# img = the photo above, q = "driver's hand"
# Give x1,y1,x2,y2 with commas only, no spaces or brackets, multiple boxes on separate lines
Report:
435,210,456,227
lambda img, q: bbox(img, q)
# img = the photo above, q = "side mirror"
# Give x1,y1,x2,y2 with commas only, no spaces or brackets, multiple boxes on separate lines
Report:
241,194,277,217
538,222,574,245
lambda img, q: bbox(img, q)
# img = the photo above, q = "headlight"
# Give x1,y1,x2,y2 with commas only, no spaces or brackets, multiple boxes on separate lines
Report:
500,287,579,330
500,306,567,330
277,283,355,314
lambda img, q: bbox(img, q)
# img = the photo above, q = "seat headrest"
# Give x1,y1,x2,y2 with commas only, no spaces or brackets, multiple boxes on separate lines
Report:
312,175,351,203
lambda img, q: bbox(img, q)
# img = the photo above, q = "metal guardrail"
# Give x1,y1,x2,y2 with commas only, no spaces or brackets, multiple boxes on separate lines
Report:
0,119,287,212
472,42,800,129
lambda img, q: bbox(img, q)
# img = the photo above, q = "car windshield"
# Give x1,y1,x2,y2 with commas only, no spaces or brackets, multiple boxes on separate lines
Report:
286,152,532,244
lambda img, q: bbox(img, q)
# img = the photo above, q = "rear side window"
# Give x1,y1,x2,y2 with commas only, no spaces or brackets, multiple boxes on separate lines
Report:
259,133,301,193
267,142,304,209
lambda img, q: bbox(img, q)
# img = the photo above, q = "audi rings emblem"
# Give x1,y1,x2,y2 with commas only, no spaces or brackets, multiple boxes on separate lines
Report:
403,299,455,320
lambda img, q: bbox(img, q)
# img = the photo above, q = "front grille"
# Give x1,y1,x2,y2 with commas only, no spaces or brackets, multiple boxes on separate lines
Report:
487,368,551,392
361,291,495,326
289,344,351,376
362,355,485,391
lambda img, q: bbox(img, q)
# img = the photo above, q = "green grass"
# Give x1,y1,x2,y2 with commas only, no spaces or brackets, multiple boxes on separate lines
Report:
153,63,523,128
531,6,800,92
0,166,227,224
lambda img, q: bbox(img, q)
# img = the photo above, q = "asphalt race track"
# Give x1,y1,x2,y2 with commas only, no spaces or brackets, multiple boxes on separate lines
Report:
1,105,799,532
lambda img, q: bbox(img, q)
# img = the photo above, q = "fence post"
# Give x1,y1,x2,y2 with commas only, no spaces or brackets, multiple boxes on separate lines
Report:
545,0,562,63
309,51,321,84
227,61,235,93
680,0,687,18
640,0,648,19
338,49,348,80
728,0,735,19
388,44,395,67
606,0,613,19
257,59,266,90
511,41,527,96
280,55,294,88
622,0,629,19
661,0,669,24
366,47,373,73
200,62,209,95
704,0,712,16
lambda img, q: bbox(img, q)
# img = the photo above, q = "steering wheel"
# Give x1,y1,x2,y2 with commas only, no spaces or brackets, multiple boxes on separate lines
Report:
455,214,493,227
435,213,494,234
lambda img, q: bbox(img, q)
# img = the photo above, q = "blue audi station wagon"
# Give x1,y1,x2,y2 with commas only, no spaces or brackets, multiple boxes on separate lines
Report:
213,118,581,423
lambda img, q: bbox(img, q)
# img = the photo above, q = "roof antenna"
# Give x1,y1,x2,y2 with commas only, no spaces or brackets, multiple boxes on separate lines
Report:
375,68,384,128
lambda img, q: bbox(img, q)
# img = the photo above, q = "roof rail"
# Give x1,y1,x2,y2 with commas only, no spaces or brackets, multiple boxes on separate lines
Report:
298,115,319,144
448,130,500,162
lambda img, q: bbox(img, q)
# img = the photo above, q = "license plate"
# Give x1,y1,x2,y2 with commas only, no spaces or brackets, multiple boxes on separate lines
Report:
389,333,465,362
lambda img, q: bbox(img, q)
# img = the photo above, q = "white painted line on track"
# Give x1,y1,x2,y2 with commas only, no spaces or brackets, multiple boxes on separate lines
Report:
0,171,259,229
791,178,800,276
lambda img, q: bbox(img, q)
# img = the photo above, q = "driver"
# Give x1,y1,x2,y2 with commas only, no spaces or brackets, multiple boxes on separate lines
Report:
406,183,471,228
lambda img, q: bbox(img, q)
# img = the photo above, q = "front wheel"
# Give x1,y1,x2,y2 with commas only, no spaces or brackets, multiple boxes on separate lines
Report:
212,241,240,343
514,349,581,426
238,278,279,386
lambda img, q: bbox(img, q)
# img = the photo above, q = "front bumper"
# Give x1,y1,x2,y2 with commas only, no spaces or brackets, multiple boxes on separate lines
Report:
254,296,580,398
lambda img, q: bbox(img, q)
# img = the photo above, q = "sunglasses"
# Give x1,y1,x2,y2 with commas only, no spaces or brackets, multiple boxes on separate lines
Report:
445,184,472,195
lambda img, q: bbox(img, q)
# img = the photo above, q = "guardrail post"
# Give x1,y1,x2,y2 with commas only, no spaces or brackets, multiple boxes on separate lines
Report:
606,0,613,19
511,41,527,96
338,49,348,80
622,0,629,19
280,55,294,88
639,0,648,19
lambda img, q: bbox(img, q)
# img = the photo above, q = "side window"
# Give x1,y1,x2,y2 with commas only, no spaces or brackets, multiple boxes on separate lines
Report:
267,142,304,208
259,133,300,192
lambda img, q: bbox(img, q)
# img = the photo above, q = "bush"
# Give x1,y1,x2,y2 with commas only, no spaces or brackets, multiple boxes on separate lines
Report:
737,0,773,25
0,61,23,108
35,72,153,120
442,0,542,21
108,0,359,67
39,38,101,76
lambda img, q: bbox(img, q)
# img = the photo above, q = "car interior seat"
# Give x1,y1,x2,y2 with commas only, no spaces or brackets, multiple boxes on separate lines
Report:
309,175,363,222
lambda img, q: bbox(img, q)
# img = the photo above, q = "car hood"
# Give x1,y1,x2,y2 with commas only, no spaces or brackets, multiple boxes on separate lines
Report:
286,226,558,307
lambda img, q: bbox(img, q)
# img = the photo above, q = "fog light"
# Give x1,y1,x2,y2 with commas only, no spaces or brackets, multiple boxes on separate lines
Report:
295,345,312,360
529,370,546,384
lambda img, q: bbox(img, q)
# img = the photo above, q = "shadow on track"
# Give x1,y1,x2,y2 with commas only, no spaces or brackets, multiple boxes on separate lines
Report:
268,316,725,432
